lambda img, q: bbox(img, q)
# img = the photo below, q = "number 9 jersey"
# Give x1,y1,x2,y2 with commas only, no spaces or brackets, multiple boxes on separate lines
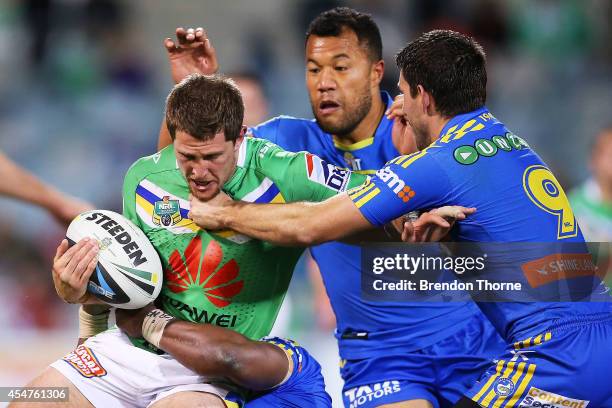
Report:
351,107,612,407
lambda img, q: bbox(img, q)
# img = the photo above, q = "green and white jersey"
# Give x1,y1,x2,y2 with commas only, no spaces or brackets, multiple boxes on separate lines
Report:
569,179,612,242
122,137,367,350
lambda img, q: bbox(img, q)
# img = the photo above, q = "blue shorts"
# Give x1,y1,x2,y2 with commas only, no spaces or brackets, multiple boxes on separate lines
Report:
341,315,505,408
466,313,612,408
246,337,331,408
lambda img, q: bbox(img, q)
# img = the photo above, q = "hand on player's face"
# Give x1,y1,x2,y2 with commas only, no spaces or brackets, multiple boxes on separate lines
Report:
115,303,156,338
387,94,418,156
401,206,477,242
52,238,99,304
187,192,233,230
165,26,218,84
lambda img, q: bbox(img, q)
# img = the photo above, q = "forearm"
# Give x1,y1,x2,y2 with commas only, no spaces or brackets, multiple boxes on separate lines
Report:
220,201,320,246
159,321,288,390
77,304,111,346
0,152,60,208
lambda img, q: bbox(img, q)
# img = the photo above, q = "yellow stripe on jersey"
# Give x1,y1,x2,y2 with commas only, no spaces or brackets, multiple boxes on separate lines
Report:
395,155,412,166
481,362,516,407
270,192,286,203
505,364,536,408
473,360,506,402
348,181,375,200
354,169,378,175
354,188,381,208
514,332,552,350
333,136,374,151
440,119,485,143
224,401,241,408
492,362,528,408
401,148,430,168
514,337,532,350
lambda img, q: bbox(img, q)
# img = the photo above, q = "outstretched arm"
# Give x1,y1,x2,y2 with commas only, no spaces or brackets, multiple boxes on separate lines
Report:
189,192,370,246
188,192,474,246
0,151,93,226
115,306,289,391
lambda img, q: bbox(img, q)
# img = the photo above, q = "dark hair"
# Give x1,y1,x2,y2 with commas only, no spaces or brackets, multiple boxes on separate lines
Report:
395,30,487,117
165,74,244,141
306,7,382,62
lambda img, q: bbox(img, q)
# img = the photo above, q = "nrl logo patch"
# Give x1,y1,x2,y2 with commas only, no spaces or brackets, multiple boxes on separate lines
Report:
153,196,182,227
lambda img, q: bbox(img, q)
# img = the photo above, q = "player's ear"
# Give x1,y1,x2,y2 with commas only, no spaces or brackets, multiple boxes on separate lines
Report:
417,85,429,115
233,125,247,150
371,59,384,86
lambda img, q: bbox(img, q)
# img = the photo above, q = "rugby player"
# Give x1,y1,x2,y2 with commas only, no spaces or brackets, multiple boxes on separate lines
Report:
21,74,458,408
160,8,505,408
187,31,612,407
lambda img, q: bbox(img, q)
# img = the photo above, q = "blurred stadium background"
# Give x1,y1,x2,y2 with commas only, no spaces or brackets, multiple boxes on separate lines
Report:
0,0,611,406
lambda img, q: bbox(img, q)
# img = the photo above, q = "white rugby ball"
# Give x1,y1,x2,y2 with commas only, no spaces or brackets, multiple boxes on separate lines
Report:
66,210,163,309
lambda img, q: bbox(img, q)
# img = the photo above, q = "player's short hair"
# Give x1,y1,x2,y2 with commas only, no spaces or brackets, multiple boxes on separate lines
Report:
306,7,383,62
395,30,487,118
165,74,244,142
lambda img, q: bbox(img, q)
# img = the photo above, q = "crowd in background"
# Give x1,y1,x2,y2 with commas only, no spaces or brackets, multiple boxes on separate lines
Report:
0,0,611,404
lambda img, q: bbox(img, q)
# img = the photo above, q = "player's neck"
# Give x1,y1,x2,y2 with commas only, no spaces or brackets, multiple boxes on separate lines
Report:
428,115,452,144
334,92,385,145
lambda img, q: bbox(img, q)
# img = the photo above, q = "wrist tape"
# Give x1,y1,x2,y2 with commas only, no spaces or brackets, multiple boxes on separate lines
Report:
78,306,110,339
142,308,176,348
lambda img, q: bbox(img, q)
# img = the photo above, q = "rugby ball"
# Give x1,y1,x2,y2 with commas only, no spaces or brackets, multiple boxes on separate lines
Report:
66,210,163,309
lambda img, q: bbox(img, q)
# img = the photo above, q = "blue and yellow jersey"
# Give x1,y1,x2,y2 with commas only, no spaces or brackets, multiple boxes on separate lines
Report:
250,92,484,359
353,107,612,341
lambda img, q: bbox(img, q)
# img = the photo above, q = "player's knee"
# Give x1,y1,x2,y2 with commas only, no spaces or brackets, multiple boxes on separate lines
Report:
150,391,226,408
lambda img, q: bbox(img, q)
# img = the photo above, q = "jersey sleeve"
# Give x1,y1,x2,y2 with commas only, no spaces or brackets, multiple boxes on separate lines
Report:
248,117,281,144
252,140,367,202
349,151,451,226
121,161,145,229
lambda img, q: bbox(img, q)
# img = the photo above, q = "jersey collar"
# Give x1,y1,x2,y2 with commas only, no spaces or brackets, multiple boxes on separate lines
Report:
439,106,489,138
331,91,394,152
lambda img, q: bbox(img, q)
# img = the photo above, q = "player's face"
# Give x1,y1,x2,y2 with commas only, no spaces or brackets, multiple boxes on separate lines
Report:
305,30,377,136
174,130,243,201
398,73,429,150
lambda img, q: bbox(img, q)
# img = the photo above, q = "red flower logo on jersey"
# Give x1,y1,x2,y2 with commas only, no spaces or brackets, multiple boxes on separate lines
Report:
164,236,243,307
